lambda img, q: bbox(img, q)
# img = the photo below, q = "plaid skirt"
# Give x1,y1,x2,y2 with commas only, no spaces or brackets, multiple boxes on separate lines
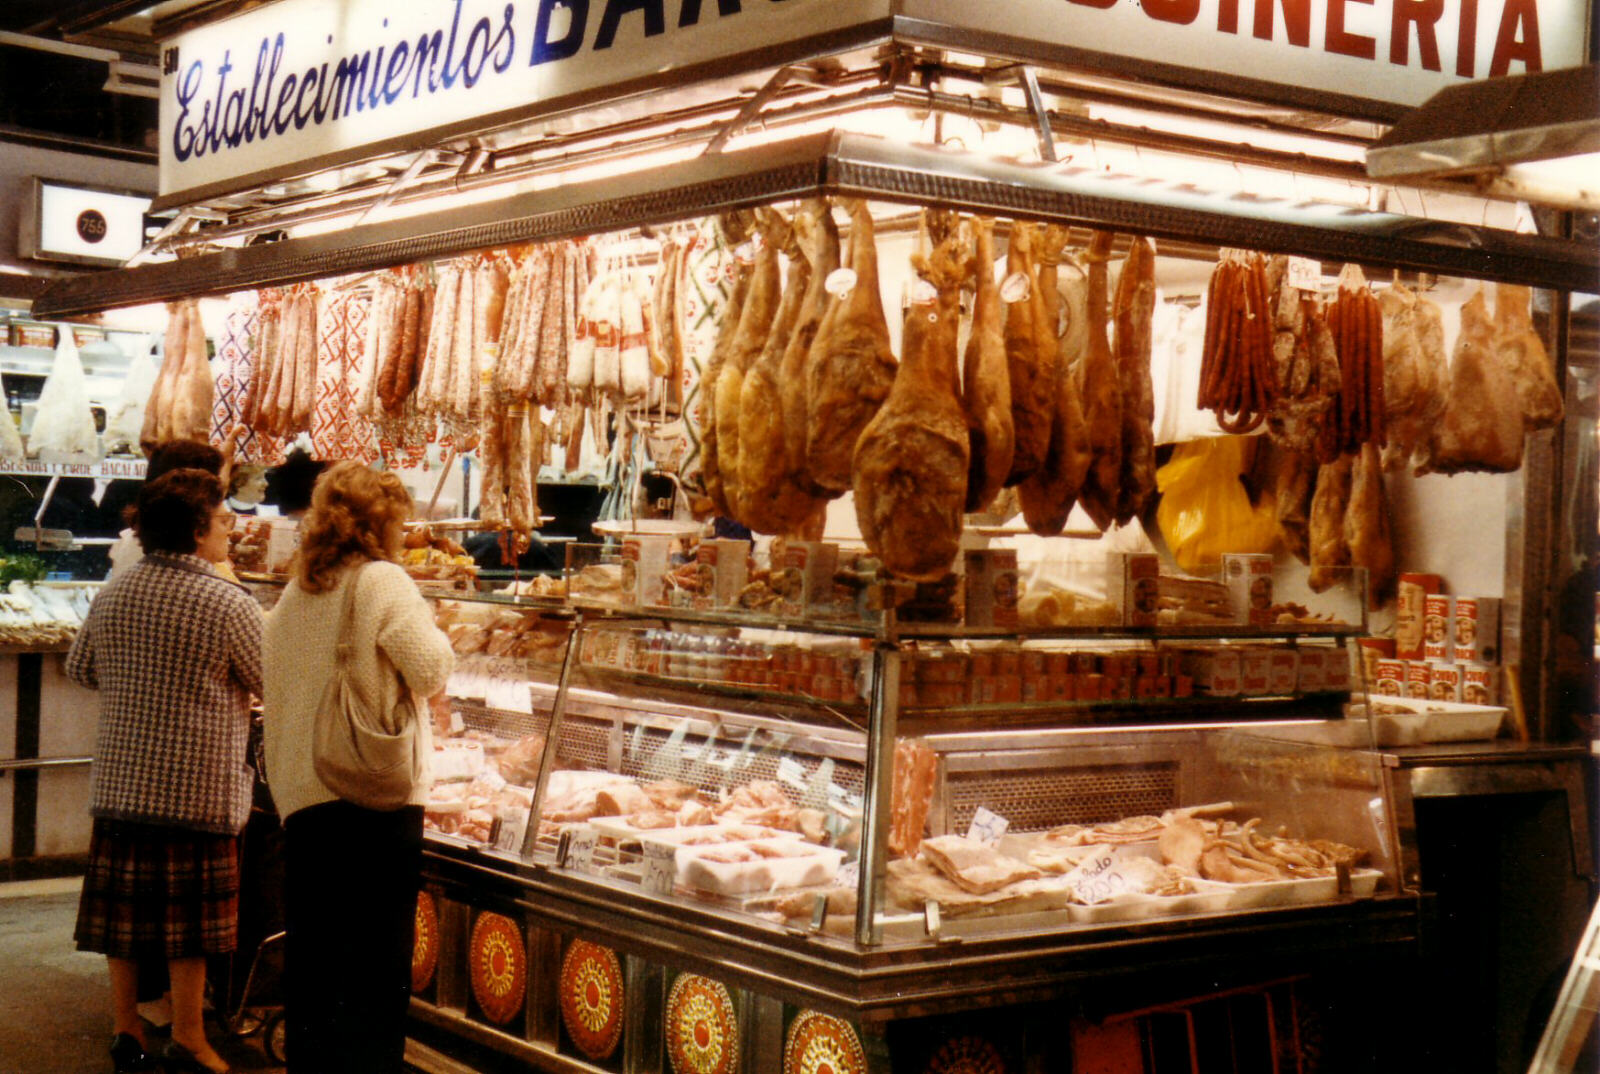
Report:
75,818,240,959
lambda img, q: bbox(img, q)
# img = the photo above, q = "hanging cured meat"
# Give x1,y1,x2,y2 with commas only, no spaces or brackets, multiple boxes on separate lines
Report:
737,218,812,531
1018,226,1092,537
141,300,187,451
1002,223,1054,485
655,239,685,409
804,198,897,496
779,200,839,497
852,222,969,580
1378,280,1446,471
713,210,784,518
1419,290,1525,474
1345,442,1396,607
1495,283,1563,431
1307,453,1353,592
1073,232,1121,529
1323,263,1385,456
241,291,280,434
1274,447,1318,564
697,216,755,518
1263,257,1341,459
961,216,1014,514
1112,235,1158,524
1198,250,1278,434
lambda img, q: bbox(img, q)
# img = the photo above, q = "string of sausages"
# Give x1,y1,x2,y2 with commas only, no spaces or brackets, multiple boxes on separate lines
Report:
1198,249,1279,434
1321,263,1386,456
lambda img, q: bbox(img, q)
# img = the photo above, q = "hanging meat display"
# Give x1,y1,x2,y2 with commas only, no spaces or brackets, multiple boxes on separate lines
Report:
1322,263,1386,457
1017,225,1091,537
804,198,897,497
139,297,214,452
1198,250,1278,435
1112,235,1159,525
713,210,785,518
1418,289,1527,475
852,215,969,580
1002,222,1054,486
1073,231,1121,529
961,216,1013,514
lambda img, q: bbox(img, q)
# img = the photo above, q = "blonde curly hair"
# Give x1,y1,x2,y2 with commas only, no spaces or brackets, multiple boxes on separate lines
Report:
296,461,413,593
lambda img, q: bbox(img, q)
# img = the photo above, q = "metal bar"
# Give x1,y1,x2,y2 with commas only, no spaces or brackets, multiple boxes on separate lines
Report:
11,653,42,858
855,645,901,947
0,30,118,63
704,66,799,156
1018,67,1058,163
523,617,584,861
0,756,92,773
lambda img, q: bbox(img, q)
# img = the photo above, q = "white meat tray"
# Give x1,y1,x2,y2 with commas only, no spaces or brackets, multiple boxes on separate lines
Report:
591,819,795,845
677,839,847,895
1067,888,1235,924
1191,868,1383,908
1355,696,1507,746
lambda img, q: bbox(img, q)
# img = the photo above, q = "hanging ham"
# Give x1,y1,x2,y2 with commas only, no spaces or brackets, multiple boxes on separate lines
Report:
851,222,970,580
1017,226,1092,536
961,216,1014,514
1112,235,1158,524
1418,290,1525,475
1075,231,1122,528
713,210,784,518
804,198,897,496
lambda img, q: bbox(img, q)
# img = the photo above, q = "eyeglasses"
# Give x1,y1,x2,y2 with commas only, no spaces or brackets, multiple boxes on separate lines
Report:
212,509,237,529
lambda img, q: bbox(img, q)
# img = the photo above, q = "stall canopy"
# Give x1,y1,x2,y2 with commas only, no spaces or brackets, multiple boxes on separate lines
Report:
31,0,1598,317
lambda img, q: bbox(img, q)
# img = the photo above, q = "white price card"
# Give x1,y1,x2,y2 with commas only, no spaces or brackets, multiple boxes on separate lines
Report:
493,805,530,855
777,756,808,790
446,671,475,699
640,841,677,896
558,825,598,873
1061,846,1140,905
835,859,861,891
1287,257,1322,291
965,807,1010,847
486,677,530,713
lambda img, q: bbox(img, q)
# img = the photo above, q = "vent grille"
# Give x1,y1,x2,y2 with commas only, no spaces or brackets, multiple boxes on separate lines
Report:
941,764,1178,834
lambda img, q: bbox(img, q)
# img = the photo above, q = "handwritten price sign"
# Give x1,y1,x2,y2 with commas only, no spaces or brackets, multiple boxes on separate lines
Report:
1062,847,1142,905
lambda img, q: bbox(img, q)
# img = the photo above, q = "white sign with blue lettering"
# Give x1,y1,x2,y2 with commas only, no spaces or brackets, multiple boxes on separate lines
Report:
156,0,890,199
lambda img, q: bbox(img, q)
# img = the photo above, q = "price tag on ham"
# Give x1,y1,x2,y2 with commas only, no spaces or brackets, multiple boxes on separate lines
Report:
908,278,940,307
640,840,676,896
824,268,858,298
1000,272,1032,304
1287,257,1322,291
1061,846,1143,905
965,807,1010,847
558,825,598,873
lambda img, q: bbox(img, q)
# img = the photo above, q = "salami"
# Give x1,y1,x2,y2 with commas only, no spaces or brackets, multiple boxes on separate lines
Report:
290,288,318,432
360,275,394,419
270,290,302,433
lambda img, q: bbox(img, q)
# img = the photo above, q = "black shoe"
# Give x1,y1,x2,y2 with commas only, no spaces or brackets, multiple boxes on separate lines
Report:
161,1039,234,1074
109,1033,157,1073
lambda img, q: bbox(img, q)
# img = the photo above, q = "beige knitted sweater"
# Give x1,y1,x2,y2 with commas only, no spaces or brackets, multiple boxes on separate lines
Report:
262,560,454,820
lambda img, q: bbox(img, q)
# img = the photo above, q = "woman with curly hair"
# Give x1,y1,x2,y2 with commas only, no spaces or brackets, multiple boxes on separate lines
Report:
261,461,452,1074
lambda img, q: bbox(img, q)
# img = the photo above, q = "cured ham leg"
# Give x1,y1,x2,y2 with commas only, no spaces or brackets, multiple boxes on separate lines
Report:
1420,291,1524,475
961,216,1013,513
780,200,839,495
1345,442,1396,607
1018,227,1091,536
1113,235,1158,524
805,198,897,496
852,223,969,580
713,210,784,518
1075,231,1122,528
697,238,752,518
1495,283,1563,431
1307,454,1353,593
1003,223,1054,485
737,219,812,531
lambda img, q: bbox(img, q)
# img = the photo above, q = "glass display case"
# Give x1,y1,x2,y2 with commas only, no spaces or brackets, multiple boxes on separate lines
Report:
419,562,1403,953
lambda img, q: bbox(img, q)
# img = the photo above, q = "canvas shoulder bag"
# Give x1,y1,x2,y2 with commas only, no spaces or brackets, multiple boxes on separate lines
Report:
311,563,421,810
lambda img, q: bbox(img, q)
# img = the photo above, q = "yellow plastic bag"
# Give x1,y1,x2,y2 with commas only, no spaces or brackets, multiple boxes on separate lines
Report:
1155,437,1278,573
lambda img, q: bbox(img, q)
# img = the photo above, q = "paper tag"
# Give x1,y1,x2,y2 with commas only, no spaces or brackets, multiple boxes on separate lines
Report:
558,825,598,873
909,278,939,306
777,756,808,790
825,267,858,298
734,242,756,266
448,708,465,735
1287,257,1322,291
835,859,860,890
965,806,1010,847
493,805,530,855
1000,271,1031,304
640,841,677,895
1061,846,1141,905
485,677,523,712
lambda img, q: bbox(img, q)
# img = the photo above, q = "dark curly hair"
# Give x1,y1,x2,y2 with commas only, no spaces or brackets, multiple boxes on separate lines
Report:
296,461,412,593
135,469,224,555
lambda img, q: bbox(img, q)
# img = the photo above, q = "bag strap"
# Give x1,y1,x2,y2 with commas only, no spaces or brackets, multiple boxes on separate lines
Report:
332,562,367,666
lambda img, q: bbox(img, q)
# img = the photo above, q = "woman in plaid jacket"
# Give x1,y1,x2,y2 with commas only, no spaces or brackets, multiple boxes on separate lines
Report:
67,469,263,1074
